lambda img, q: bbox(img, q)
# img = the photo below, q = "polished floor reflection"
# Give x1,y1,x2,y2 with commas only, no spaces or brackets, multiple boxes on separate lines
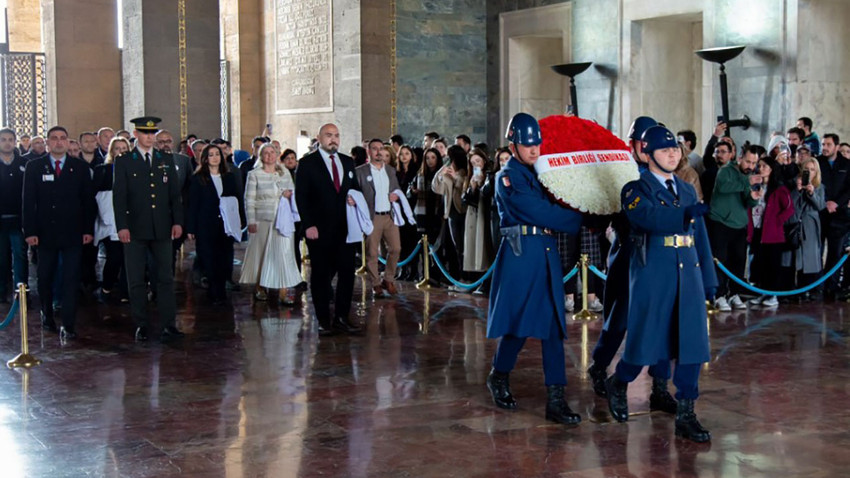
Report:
1,249,849,477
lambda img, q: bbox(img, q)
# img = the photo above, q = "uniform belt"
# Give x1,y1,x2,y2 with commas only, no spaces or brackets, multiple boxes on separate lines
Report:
375,211,391,215
520,225,552,236
648,234,695,248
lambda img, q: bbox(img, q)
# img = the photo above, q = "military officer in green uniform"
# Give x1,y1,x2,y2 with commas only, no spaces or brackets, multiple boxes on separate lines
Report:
112,117,185,342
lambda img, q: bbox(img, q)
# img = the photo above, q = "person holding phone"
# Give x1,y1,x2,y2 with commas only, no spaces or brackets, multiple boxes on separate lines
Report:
793,158,826,299
746,154,794,308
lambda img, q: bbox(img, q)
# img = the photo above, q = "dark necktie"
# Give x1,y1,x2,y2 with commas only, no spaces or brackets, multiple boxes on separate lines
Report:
54,160,61,179
145,152,151,169
665,179,678,199
330,154,340,193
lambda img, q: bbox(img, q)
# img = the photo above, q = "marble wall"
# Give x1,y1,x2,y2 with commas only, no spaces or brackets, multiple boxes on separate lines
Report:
394,0,487,146
482,0,850,151
261,0,364,152
486,0,621,147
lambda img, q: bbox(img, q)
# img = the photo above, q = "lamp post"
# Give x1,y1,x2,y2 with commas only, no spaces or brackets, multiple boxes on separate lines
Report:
695,46,751,135
550,62,593,117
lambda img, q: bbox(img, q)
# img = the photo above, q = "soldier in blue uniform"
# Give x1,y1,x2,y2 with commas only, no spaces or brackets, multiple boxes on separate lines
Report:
604,126,717,443
485,113,584,425
587,117,675,414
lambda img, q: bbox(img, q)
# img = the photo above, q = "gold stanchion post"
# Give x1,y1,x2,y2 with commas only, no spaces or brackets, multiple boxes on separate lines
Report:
416,236,431,290
420,291,431,334
7,283,41,369
572,254,595,321
356,237,367,275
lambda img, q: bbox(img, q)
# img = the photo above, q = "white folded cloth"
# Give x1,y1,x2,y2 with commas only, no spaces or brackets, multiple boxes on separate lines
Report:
219,196,243,242
346,190,373,243
94,190,117,243
390,188,416,226
275,195,301,237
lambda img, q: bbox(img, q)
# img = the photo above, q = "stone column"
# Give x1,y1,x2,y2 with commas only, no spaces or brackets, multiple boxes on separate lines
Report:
7,0,42,53
122,0,221,139
41,0,122,135
221,0,264,150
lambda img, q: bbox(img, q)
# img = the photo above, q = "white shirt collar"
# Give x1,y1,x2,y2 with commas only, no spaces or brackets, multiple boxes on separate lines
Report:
651,171,676,192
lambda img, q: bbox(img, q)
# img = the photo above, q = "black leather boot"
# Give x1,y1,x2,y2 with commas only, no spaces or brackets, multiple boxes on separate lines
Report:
587,363,608,398
605,375,629,422
486,369,517,410
675,398,711,443
649,377,677,414
545,385,581,425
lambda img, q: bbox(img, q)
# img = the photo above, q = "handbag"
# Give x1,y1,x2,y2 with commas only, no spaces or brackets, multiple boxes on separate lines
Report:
783,219,802,250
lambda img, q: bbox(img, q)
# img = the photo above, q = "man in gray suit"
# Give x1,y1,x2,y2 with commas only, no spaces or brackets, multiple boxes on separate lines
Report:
355,139,402,296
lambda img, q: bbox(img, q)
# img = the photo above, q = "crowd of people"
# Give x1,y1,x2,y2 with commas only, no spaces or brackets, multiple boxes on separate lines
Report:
1,114,849,342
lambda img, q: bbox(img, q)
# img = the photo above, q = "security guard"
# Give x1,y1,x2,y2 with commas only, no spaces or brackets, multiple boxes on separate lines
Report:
112,117,185,342
587,116,677,417
486,113,583,425
605,126,717,443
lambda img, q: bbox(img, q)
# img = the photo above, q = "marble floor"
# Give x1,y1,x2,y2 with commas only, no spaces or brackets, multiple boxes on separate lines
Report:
0,249,849,477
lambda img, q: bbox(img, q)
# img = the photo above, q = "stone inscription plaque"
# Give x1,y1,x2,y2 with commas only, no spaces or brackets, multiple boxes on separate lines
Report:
275,0,334,114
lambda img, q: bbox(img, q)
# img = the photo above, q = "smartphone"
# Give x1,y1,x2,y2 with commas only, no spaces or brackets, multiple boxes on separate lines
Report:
802,170,810,186
266,123,273,134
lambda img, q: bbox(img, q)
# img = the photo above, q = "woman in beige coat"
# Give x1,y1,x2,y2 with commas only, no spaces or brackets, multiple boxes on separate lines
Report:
461,148,492,272
432,145,468,280
239,144,302,304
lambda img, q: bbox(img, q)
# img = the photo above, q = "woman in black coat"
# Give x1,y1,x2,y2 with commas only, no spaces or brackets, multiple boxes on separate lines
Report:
187,144,245,304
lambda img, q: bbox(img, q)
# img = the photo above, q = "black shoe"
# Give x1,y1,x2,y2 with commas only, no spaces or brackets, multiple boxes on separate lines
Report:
605,375,629,422
545,385,581,424
649,377,678,414
332,316,362,334
675,398,711,443
41,312,58,332
225,280,241,291
60,326,77,340
486,369,517,410
161,326,185,340
135,326,149,342
296,281,308,292
587,363,608,398
95,288,111,304
317,321,338,336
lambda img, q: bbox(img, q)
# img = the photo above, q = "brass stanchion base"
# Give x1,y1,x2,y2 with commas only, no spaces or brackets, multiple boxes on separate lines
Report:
415,279,431,290
572,309,595,321
7,353,41,369
706,300,718,315
355,266,367,275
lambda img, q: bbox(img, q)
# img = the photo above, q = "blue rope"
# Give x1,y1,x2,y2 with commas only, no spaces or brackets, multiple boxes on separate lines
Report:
715,253,849,297
588,265,608,281
562,266,579,284
379,241,422,267
429,251,495,290
0,297,19,330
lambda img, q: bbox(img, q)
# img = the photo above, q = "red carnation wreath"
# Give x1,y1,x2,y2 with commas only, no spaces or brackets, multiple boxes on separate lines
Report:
534,115,639,215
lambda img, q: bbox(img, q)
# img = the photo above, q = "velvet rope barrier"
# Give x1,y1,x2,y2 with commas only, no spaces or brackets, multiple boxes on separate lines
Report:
714,253,849,297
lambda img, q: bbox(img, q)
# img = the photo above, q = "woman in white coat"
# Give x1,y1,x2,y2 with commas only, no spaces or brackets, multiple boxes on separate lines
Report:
239,144,302,305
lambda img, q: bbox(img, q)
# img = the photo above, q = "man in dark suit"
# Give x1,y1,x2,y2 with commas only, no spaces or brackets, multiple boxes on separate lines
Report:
113,117,185,342
155,129,193,276
0,128,28,304
818,133,850,296
295,123,361,335
22,126,95,339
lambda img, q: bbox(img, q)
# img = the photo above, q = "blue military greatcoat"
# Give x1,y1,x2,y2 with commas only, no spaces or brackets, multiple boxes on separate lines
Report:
487,157,582,340
621,171,717,365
